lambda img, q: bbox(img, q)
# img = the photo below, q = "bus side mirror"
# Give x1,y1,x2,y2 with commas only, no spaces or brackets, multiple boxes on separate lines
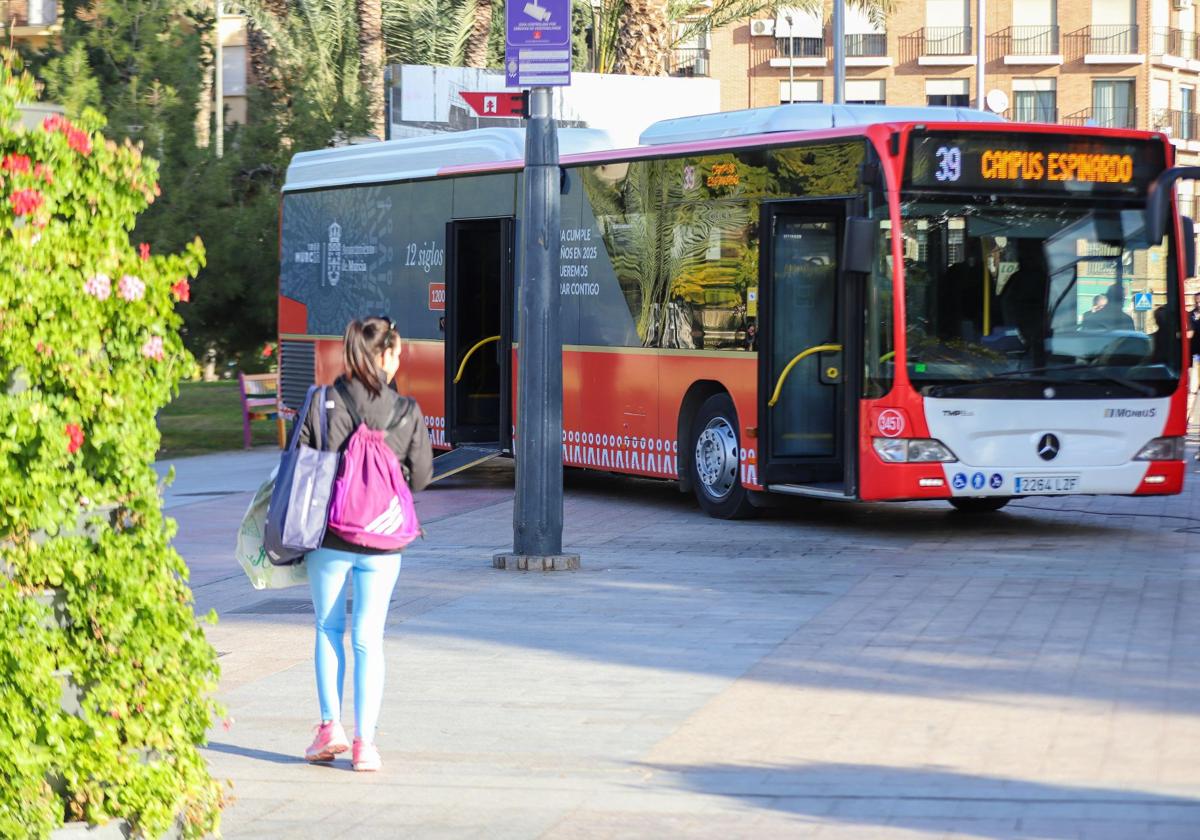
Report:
1146,165,1200,242
843,217,877,275
1183,215,1196,278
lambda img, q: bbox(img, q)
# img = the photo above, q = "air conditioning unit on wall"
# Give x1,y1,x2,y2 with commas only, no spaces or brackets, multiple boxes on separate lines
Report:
1175,0,1192,11
751,19,775,37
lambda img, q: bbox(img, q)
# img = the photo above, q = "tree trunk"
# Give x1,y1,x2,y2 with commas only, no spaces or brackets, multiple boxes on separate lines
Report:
357,0,386,139
195,18,214,148
464,0,493,68
247,0,288,103
612,0,670,76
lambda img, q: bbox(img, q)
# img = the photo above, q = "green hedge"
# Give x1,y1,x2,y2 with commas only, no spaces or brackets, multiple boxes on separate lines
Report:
0,55,222,838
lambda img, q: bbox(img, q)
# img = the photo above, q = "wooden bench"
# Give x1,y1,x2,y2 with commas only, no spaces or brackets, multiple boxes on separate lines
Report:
238,372,286,449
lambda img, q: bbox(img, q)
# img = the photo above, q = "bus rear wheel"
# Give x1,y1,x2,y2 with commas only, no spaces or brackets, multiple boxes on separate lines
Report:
689,393,756,520
949,497,1010,513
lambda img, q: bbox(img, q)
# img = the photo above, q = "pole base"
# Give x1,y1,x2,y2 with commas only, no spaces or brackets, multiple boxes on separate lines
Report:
493,553,581,571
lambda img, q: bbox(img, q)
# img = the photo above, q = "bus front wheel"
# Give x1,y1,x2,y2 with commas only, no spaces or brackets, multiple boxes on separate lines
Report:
949,497,1010,513
689,393,756,520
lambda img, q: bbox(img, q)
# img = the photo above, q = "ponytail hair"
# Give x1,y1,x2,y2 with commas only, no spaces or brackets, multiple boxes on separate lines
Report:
342,316,400,399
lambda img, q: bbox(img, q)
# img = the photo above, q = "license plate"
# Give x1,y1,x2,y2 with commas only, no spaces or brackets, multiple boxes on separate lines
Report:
1014,474,1081,494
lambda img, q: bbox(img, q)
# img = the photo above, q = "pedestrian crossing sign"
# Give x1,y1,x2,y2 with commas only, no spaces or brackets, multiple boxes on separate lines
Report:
1133,291,1153,311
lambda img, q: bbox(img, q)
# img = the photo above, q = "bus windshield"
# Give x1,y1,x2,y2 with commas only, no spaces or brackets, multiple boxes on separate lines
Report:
898,197,1180,398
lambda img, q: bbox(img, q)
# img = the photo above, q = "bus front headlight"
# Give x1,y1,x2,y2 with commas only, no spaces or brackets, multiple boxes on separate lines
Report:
873,438,958,463
1134,436,1185,461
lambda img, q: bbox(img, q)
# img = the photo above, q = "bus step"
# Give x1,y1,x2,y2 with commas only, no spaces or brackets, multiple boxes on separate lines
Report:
431,445,503,482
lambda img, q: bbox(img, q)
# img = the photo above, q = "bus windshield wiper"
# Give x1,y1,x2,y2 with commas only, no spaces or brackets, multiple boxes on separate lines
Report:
928,364,1155,397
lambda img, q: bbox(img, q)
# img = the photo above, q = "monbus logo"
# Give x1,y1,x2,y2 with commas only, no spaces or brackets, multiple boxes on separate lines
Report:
1104,408,1156,418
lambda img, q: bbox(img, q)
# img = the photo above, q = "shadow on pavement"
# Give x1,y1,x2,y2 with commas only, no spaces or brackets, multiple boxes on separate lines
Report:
642,761,1200,839
203,741,309,766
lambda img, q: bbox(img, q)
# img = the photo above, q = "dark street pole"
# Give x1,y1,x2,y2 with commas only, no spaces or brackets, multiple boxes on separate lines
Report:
495,87,580,572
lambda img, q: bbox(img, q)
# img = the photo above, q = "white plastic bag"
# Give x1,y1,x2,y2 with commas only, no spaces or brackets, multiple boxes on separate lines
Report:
236,470,308,590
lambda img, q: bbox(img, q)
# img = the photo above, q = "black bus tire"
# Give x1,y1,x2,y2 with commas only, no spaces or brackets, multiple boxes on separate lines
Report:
949,497,1010,513
688,393,757,520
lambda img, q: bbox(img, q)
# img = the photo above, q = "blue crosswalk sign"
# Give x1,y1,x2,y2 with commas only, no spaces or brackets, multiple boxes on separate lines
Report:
1133,291,1153,311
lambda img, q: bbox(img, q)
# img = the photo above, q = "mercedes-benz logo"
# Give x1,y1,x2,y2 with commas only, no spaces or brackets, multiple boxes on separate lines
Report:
1037,433,1060,461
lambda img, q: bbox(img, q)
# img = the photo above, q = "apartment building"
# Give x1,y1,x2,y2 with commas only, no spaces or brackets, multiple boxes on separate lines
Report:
689,0,1200,215
3,0,61,50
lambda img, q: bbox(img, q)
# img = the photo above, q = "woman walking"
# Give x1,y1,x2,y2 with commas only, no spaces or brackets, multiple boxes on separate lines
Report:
299,316,433,771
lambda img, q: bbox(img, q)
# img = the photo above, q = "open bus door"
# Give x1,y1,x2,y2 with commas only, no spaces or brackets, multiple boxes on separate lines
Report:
758,201,863,500
435,218,515,481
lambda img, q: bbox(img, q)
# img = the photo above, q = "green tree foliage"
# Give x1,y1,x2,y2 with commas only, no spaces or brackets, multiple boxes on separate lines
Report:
0,58,222,837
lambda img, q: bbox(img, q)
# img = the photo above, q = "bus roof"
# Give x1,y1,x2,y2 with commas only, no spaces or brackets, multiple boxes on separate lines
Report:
282,104,1011,193
283,128,616,193
638,103,1005,145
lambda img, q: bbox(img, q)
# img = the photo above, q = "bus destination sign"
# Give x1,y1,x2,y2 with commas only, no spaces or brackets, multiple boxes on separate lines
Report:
906,134,1164,195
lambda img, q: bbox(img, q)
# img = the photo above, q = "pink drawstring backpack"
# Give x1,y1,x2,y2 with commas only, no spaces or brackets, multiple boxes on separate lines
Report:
326,385,422,551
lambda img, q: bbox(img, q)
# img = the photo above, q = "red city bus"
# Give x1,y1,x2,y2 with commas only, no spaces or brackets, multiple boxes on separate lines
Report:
278,104,1191,518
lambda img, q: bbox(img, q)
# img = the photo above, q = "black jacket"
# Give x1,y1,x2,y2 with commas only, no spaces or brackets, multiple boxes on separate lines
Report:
298,374,434,553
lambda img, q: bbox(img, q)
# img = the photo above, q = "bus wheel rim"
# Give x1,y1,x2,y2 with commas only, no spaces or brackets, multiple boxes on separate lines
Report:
695,416,738,501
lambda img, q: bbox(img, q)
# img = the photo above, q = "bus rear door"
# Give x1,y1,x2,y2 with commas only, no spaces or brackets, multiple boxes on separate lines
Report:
758,201,861,499
444,218,515,451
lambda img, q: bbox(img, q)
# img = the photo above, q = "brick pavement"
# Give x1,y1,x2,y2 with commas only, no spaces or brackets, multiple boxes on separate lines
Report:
169,450,1200,839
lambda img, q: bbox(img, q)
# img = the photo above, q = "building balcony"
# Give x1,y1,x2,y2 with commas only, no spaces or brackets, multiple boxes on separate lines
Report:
902,27,974,65
1150,27,1200,70
1012,105,1059,124
771,36,826,67
845,32,887,57
1063,107,1138,129
998,25,1062,64
669,47,710,77
1077,24,1142,64
1151,108,1200,142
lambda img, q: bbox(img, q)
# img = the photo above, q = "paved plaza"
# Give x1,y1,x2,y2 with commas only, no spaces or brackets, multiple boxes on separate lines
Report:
163,450,1200,839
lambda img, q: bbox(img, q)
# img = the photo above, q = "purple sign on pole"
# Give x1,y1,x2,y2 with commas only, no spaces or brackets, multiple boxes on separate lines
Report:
505,0,571,87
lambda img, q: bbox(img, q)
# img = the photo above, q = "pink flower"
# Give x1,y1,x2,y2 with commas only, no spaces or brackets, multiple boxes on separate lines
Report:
2,154,30,173
138,242,150,261
170,278,190,302
67,129,92,156
84,273,111,300
33,163,52,184
141,335,164,360
117,274,145,301
9,188,43,216
41,114,67,133
65,423,84,454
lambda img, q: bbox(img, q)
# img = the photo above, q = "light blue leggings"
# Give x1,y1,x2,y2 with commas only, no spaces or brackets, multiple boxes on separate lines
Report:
307,547,402,743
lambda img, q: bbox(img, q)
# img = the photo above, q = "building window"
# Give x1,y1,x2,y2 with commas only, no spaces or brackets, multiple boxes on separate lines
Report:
925,0,971,55
1092,79,1136,128
845,6,886,57
1182,86,1195,141
222,44,247,97
1010,0,1057,54
775,8,824,58
1091,0,1137,54
845,79,885,105
1013,78,1056,122
926,78,969,107
671,21,710,77
781,79,823,104
26,0,56,26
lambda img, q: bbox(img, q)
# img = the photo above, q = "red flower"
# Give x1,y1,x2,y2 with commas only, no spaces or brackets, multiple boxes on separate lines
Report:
138,242,150,261
33,163,52,184
66,129,92,156
41,114,67,133
261,343,275,359
9,188,43,216
2,154,30,173
170,278,190,302
65,423,84,454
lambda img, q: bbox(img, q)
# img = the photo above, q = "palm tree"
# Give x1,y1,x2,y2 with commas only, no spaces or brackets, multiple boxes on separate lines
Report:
463,0,493,68
610,0,894,76
358,0,387,138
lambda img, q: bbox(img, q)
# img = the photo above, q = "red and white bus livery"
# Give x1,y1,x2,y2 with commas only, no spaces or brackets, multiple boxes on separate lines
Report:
278,104,1191,517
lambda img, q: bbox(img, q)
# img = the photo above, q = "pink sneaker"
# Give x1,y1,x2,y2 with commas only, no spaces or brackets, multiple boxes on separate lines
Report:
352,738,381,772
304,721,350,762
